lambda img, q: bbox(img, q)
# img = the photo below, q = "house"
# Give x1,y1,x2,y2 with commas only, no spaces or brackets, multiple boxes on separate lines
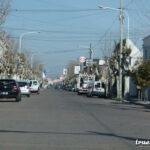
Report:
124,39,143,98
109,39,142,98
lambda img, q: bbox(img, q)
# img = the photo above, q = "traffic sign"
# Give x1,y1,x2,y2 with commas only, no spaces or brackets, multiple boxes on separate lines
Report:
86,59,93,66
74,66,80,74
80,57,86,63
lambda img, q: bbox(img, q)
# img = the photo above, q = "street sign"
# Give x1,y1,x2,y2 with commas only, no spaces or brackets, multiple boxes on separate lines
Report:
63,68,67,75
99,60,105,65
74,66,80,74
86,59,93,66
80,56,86,63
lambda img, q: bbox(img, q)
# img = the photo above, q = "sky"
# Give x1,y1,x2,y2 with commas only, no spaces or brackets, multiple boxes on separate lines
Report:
3,0,150,79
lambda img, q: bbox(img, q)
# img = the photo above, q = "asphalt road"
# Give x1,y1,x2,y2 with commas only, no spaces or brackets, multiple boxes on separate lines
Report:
0,88,149,150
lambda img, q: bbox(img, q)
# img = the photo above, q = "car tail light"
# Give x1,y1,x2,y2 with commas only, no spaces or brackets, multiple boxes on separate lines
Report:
27,85,29,89
14,86,18,91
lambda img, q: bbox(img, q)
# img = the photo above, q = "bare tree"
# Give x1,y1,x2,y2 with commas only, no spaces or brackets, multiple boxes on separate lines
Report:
0,0,10,27
66,60,78,80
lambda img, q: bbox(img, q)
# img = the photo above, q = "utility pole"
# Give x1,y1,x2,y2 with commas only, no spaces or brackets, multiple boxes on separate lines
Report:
119,0,123,99
89,43,92,59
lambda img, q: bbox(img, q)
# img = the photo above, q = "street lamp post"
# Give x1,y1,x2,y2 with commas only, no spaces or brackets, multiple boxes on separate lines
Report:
79,43,93,59
19,31,40,53
99,1,124,99
99,5,129,39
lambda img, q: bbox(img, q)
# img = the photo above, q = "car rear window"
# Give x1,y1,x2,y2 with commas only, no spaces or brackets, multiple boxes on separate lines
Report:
18,82,27,87
0,80,16,86
33,81,38,85
95,83,100,88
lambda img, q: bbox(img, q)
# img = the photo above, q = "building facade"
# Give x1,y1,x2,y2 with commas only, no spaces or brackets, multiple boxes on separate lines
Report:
143,35,150,60
143,35,150,100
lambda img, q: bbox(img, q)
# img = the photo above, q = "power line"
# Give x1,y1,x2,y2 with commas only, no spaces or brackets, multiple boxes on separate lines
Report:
3,26,117,35
11,8,100,13
92,15,119,50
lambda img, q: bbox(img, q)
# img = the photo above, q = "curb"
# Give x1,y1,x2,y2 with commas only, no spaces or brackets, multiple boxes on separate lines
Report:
112,98,150,108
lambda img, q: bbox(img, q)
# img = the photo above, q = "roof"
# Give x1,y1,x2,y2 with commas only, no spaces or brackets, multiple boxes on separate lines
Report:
143,35,150,41
126,39,142,58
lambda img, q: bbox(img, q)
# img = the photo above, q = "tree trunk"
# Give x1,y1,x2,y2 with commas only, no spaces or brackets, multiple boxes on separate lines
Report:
138,89,142,101
144,88,148,101
117,76,120,99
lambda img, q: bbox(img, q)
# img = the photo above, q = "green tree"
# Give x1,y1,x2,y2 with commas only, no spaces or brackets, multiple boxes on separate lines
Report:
132,59,150,88
132,59,150,100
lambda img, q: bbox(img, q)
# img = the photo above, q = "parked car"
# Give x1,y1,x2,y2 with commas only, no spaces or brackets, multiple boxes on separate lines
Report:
29,80,40,94
78,81,90,95
0,79,21,102
86,81,106,97
18,81,30,97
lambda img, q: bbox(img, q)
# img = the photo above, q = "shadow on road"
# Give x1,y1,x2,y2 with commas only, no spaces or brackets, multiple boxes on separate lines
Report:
85,101,150,113
0,129,148,142
88,131,150,142
0,100,16,102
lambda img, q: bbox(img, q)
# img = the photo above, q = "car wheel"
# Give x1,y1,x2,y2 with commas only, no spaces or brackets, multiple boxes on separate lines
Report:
16,93,21,102
27,94,30,98
37,88,40,95
86,93,91,97
78,92,81,95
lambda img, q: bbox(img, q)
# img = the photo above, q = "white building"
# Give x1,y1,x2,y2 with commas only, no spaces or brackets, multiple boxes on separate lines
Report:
124,39,142,98
143,35,150,60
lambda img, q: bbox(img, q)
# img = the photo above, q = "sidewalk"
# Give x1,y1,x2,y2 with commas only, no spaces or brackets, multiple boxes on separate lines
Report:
111,97,150,108
124,98,150,108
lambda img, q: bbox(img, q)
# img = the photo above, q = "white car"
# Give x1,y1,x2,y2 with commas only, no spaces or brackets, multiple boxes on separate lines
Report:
29,80,40,94
87,81,106,97
18,81,30,97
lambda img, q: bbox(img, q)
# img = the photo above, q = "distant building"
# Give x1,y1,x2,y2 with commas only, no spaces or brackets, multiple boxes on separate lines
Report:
143,35,150,60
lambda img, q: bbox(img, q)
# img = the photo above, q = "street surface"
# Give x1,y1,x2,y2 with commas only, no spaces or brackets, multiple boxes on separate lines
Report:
0,88,149,150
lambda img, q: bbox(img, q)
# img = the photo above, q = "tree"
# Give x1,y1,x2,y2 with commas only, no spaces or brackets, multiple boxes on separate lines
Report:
132,59,150,88
132,59,150,100
67,60,78,80
0,0,10,27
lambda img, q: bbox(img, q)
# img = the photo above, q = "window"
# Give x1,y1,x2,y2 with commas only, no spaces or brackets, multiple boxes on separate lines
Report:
0,80,16,88
95,83,100,88
102,82,105,88
18,82,27,87
33,81,38,85
29,81,32,87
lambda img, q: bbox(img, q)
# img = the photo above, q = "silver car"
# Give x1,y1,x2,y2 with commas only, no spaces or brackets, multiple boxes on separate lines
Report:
18,81,30,97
